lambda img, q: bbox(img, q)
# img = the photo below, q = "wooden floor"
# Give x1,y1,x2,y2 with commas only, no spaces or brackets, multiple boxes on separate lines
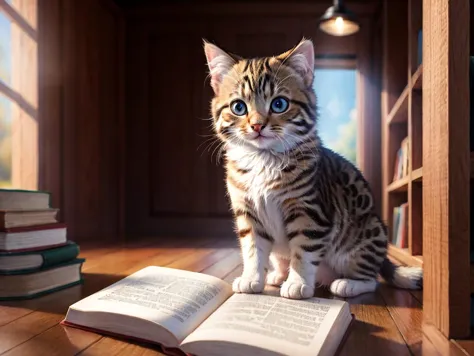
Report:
0,236,472,356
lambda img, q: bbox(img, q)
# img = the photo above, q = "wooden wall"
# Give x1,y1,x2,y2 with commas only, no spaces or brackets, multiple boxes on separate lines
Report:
38,0,125,242
124,2,381,237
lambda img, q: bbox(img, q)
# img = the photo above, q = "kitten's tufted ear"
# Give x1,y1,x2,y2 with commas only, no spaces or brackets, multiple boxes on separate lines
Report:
278,39,315,86
203,40,237,95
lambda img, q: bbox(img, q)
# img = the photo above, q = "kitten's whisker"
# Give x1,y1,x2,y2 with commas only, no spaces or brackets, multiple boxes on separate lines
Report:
210,141,225,163
197,136,218,152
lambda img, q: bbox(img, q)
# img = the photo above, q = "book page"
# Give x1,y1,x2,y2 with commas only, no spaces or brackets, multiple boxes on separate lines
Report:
66,266,233,343
181,293,348,356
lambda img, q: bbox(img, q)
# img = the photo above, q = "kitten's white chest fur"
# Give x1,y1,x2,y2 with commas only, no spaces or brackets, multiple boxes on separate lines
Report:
227,147,290,256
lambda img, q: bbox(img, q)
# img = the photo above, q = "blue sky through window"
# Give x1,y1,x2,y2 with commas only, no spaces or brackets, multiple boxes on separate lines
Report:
313,68,357,165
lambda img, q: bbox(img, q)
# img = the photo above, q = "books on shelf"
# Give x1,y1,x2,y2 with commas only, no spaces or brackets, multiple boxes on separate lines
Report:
393,137,410,182
392,203,408,248
0,188,84,300
63,266,353,356
417,30,422,67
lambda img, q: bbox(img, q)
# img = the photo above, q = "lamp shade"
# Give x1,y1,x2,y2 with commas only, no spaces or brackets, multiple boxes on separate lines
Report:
319,0,360,37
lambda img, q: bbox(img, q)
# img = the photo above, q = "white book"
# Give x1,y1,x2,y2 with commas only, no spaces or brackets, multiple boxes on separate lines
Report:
63,266,353,356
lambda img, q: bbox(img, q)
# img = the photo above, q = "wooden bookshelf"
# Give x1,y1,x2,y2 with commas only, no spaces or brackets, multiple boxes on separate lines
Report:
382,0,423,266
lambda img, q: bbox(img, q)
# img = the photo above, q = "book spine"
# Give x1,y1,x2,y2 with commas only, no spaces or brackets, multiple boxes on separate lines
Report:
402,204,409,248
398,206,405,248
392,207,400,245
393,150,400,181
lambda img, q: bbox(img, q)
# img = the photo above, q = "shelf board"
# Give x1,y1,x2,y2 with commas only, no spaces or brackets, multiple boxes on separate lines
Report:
387,175,409,192
388,244,423,267
387,86,410,125
412,64,423,90
412,167,423,182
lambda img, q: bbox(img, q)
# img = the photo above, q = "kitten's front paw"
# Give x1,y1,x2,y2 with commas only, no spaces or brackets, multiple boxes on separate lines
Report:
233,276,265,294
280,281,314,299
329,279,377,298
266,271,287,286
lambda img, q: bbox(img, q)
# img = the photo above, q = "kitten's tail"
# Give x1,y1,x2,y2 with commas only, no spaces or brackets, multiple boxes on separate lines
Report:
379,258,423,289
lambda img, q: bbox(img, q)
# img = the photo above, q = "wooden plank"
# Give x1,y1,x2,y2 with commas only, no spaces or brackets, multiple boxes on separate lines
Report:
387,87,409,125
412,167,423,182
339,291,411,356
378,284,426,355
388,244,423,267
412,65,423,90
453,339,474,355
422,323,469,356
422,0,471,338
387,175,409,193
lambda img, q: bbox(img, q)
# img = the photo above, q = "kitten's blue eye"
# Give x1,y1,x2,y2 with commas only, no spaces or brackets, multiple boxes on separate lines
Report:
270,97,289,113
230,100,247,116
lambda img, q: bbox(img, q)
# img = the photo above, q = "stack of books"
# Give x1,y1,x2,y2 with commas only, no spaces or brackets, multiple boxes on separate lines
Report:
392,203,408,248
0,188,85,300
393,137,410,181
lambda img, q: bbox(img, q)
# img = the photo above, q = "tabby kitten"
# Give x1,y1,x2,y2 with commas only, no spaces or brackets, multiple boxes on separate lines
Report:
203,39,423,299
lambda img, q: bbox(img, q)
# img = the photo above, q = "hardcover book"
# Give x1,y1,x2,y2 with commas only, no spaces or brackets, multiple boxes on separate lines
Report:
0,241,79,272
63,266,352,356
0,258,84,300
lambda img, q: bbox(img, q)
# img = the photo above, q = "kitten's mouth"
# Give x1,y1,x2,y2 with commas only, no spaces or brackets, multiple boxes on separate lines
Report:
249,133,271,141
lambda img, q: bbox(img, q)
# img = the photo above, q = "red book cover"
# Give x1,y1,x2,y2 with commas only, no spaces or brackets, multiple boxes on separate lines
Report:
0,222,66,233
0,242,69,253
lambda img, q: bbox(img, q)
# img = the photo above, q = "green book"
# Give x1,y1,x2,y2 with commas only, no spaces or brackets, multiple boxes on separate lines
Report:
0,241,80,273
0,258,85,300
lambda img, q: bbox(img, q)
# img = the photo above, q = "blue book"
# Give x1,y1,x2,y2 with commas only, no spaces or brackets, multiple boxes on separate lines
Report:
417,30,422,66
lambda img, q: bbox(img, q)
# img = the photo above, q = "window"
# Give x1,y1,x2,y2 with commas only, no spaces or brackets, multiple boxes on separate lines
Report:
0,0,38,189
313,62,358,166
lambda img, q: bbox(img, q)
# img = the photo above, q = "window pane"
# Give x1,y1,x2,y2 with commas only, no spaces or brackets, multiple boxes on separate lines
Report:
0,11,12,85
0,10,12,187
313,68,357,165
0,94,12,188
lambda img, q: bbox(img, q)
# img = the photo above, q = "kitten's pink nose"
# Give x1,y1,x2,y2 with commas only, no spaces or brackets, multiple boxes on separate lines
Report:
251,124,265,133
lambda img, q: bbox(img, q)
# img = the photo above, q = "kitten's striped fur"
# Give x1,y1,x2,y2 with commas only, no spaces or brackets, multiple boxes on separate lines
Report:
203,39,423,299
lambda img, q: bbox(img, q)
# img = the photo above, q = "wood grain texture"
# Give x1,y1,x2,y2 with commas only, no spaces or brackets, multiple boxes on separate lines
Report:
38,0,125,241
0,237,463,356
422,0,470,338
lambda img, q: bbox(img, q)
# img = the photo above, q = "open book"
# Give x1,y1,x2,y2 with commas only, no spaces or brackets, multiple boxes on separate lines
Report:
62,266,352,356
